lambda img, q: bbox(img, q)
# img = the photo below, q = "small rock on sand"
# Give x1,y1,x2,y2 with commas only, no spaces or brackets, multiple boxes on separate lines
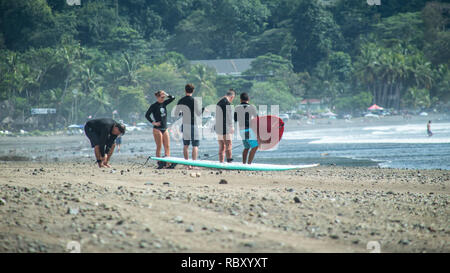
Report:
219,179,228,184
67,207,79,215
185,226,194,232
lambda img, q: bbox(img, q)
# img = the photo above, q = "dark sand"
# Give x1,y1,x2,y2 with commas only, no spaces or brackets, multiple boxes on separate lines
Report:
0,161,448,253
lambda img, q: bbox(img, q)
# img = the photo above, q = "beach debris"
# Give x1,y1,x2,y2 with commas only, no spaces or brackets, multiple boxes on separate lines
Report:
243,242,254,248
219,179,228,184
139,240,148,248
144,182,153,186
190,172,201,178
286,188,295,192
293,197,301,203
0,198,6,205
174,216,183,223
67,207,79,215
153,242,162,249
163,182,171,186
185,225,194,232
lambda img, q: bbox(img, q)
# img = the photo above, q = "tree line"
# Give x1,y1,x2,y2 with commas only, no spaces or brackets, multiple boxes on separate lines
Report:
0,0,449,130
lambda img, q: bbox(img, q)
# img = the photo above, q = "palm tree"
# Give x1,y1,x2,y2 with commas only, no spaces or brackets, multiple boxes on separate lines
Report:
355,43,380,104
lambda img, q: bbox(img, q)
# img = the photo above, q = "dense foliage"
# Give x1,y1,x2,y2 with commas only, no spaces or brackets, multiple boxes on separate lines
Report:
0,0,449,129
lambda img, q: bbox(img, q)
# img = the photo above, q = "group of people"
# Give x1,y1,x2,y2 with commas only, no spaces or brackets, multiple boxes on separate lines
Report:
84,84,261,169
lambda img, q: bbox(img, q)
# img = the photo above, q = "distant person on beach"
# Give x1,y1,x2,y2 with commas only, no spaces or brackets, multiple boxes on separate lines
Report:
174,84,204,168
145,90,176,169
84,118,125,168
427,120,433,137
215,89,235,163
234,93,259,164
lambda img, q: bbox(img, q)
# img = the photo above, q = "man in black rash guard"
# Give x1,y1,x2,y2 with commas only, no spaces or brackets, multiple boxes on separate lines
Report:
84,118,126,168
174,83,204,164
215,89,235,163
145,90,176,168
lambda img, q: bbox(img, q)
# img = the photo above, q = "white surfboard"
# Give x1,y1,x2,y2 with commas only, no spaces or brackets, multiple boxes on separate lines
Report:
151,156,319,171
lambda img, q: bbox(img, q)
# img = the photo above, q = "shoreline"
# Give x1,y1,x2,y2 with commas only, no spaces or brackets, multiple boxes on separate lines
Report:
0,161,448,253
1,113,449,171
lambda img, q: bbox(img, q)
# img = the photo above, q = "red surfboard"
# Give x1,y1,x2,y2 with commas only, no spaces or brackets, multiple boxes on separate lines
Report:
250,115,285,151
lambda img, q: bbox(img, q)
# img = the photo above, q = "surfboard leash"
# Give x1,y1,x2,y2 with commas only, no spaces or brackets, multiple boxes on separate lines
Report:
130,155,152,169
200,143,244,160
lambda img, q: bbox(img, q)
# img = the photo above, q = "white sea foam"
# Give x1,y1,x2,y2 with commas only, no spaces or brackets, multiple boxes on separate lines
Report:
284,122,450,144
308,137,450,144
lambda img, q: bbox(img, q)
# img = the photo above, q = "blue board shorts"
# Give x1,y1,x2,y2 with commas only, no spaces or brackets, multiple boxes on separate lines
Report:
240,128,258,149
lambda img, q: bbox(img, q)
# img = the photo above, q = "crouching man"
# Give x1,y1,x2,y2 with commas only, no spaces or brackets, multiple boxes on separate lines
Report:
84,118,125,168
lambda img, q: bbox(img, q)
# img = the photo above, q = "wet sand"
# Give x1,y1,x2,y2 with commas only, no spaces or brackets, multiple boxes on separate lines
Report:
0,161,448,253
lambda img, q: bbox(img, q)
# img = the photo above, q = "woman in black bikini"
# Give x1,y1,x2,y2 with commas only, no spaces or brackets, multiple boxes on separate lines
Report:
145,90,175,168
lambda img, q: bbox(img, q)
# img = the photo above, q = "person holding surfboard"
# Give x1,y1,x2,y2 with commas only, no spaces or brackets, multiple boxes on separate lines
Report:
174,84,204,167
145,90,176,169
234,93,260,164
215,89,236,163
84,118,125,168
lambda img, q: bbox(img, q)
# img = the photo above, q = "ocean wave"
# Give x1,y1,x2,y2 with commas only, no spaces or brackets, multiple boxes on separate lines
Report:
308,137,450,144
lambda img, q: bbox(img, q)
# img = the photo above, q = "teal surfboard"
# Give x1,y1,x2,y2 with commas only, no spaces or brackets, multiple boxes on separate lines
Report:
151,156,319,171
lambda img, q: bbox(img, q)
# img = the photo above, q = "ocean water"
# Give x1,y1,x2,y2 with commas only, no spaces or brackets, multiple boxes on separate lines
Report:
276,122,450,170
1,122,449,170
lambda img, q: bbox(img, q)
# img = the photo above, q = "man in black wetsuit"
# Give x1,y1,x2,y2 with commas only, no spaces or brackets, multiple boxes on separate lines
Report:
174,84,203,163
215,89,235,163
84,118,125,168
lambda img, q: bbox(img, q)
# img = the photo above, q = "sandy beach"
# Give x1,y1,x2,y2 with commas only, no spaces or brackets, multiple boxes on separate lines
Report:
0,160,448,253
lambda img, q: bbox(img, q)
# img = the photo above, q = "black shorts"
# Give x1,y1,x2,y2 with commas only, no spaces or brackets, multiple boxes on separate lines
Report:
181,124,200,147
84,126,100,148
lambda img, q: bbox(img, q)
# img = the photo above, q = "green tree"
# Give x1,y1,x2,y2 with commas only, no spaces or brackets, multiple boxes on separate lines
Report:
184,64,218,106
0,0,54,50
137,62,186,102
335,92,373,113
291,0,345,72
250,81,297,111
422,2,450,66
402,87,432,109
373,12,424,49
